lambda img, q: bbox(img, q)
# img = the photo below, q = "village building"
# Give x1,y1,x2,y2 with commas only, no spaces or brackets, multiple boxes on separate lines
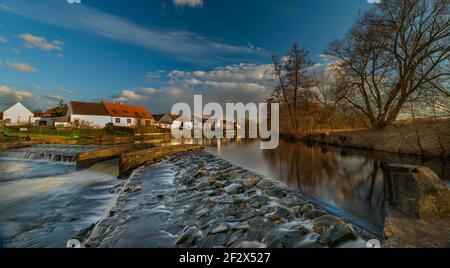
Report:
102,102,155,128
67,101,111,128
0,102,36,126
153,113,183,129
66,101,155,129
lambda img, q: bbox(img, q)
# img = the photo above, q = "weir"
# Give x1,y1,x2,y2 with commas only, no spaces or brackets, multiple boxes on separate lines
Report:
118,144,205,178
0,144,98,163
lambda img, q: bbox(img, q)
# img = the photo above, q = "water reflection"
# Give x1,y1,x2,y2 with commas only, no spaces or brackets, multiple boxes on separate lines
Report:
203,139,449,233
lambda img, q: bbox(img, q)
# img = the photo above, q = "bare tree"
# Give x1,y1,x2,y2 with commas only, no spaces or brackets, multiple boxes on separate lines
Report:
327,0,449,128
272,44,314,131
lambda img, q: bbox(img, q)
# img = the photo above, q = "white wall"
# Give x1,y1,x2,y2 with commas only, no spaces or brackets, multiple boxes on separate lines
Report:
112,117,154,127
70,114,111,129
2,103,34,125
112,117,135,127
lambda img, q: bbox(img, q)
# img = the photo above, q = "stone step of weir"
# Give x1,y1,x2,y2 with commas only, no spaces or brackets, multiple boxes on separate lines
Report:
0,141,35,152
76,143,156,170
118,144,205,178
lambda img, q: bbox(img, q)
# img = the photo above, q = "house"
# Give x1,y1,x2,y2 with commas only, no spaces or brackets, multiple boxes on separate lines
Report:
0,102,35,125
102,102,155,127
153,113,183,129
67,101,111,128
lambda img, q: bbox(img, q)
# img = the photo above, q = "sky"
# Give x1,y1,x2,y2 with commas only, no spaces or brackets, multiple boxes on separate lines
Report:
0,0,376,113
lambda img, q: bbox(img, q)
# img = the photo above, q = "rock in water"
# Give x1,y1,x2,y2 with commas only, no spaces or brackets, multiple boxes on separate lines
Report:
243,176,260,187
235,241,267,248
225,184,245,195
210,224,229,234
312,215,346,235
317,225,356,247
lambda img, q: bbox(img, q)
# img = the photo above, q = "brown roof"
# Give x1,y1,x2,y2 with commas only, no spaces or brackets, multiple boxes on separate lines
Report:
102,102,154,120
70,101,109,116
153,114,166,121
0,112,3,119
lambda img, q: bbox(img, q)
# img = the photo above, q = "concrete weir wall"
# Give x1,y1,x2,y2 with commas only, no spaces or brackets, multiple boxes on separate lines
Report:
382,164,450,248
119,144,204,178
0,141,35,151
76,143,154,170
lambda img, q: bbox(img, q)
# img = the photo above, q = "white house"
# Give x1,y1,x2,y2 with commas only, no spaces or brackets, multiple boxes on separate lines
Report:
67,101,111,128
102,102,155,128
66,101,155,129
153,113,185,129
0,102,35,125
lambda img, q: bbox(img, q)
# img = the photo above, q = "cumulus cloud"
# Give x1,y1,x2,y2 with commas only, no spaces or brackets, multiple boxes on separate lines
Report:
110,63,276,113
0,84,76,111
173,0,204,8
367,0,381,3
0,36,7,43
19,33,63,51
0,85,35,109
8,62,38,73
121,89,148,101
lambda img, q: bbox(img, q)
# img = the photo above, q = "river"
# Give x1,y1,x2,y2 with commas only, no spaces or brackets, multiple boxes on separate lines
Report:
0,145,119,248
0,141,448,247
200,139,449,234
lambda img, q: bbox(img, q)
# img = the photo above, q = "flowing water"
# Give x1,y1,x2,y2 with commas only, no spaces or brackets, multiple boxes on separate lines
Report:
198,139,450,235
0,141,448,247
0,145,118,248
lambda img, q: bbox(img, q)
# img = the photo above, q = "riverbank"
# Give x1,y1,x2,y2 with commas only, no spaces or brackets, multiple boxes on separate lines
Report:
298,119,450,159
81,150,374,248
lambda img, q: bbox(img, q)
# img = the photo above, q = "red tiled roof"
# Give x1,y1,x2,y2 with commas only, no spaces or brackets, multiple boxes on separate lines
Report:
102,102,154,120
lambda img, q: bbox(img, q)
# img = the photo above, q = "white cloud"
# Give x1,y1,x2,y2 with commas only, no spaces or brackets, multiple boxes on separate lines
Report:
1,0,263,63
43,94,64,102
121,89,148,101
0,85,75,111
0,36,7,43
112,63,276,113
145,70,165,80
367,0,381,3
8,62,38,73
141,87,158,94
0,85,34,109
173,0,203,8
19,33,63,51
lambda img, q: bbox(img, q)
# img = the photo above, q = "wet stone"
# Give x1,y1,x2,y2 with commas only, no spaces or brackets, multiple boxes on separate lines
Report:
303,209,327,220
243,175,260,188
235,241,267,248
225,184,245,195
266,188,286,198
312,215,346,235
317,224,356,247
210,224,229,234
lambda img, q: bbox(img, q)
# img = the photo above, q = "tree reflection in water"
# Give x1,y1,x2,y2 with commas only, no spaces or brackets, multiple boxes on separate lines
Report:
205,139,449,232
263,142,386,228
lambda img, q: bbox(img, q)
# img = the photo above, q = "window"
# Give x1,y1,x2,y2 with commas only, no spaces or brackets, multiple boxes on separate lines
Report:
134,112,139,117
145,120,151,127
127,118,132,124
115,118,121,123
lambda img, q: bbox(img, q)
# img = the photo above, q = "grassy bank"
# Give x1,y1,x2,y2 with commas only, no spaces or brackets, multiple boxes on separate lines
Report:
299,119,450,159
0,126,170,145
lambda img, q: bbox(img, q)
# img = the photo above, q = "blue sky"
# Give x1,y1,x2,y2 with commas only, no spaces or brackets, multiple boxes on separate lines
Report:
0,0,374,113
